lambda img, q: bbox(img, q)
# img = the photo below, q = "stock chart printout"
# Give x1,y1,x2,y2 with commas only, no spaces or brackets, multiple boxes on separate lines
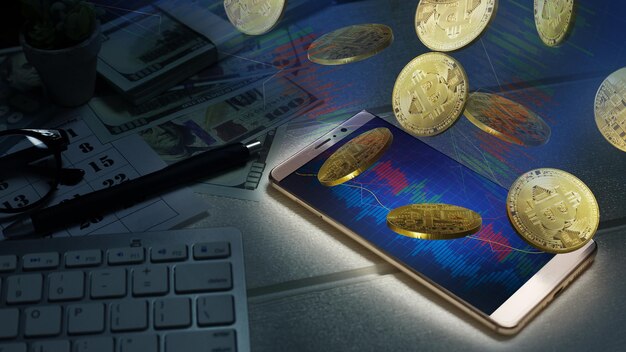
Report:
278,116,554,314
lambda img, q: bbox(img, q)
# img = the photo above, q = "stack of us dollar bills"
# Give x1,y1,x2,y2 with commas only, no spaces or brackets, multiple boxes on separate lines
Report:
96,3,232,105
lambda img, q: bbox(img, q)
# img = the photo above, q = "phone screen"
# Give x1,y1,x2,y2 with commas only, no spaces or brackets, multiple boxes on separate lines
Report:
276,115,554,315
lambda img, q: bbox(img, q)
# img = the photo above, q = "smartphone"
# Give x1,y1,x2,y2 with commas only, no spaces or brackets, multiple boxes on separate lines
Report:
269,110,597,335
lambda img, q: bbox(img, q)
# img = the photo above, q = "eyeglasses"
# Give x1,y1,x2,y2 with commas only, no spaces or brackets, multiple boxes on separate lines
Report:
0,129,85,213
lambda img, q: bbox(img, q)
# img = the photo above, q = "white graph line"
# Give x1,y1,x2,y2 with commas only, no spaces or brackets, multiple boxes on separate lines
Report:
480,37,503,92
220,51,286,109
98,4,163,38
454,127,505,188
262,68,285,110
449,129,470,200
342,182,391,212
221,51,275,67
466,235,544,255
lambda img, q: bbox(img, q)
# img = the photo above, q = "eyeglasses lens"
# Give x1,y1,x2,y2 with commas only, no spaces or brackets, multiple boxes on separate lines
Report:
0,133,59,213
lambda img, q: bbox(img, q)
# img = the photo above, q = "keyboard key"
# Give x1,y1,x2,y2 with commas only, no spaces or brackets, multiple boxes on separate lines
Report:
193,242,230,260
132,266,168,296
0,309,19,338
67,303,105,335
0,255,17,272
111,300,148,332
48,271,85,301
6,274,42,304
0,229,247,352
151,244,187,262
24,306,62,337
66,250,102,268
74,337,114,352
117,334,158,352
154,298,191,329
197,295,235,327
175,263,232,293
22,252,59,271
30,340,70,352
108,248,144,265
165,330,236,352
0,343,26,352
91,268,126,299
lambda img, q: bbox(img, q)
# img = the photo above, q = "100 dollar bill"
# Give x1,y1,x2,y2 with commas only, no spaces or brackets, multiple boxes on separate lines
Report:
138,79,318,200
85,75,271,143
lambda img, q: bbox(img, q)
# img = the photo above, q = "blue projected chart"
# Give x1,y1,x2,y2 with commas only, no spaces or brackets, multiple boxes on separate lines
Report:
280,116,553,314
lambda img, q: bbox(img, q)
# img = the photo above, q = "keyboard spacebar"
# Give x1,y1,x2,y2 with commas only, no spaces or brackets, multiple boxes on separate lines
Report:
165,330,236,351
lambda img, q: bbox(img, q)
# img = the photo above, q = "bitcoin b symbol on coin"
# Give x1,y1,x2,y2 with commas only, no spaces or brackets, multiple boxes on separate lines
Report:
258,2,272,16
540,0,568,28
393,52,468,136
534,0,574,47
224,0,286,35
525,185,581,236
507,168,598,253
540,0,566,21
434,0,472,38
416,0,496,51
595,68,626,151
409,69,449,120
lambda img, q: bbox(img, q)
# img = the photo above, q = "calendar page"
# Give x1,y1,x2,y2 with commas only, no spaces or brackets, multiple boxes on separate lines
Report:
0,108,209,238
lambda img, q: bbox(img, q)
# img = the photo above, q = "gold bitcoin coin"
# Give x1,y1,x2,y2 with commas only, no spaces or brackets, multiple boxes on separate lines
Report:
465,92,551,146
318,127,393,187
534,0,575,47
392,52,468,137
507,168,599,254
594,67,626,152
387,203,482,240
224,0,287,35
415,0,498,52
308,24,394,65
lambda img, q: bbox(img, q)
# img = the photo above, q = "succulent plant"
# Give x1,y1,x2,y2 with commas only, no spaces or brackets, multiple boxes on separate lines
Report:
21,0,101,50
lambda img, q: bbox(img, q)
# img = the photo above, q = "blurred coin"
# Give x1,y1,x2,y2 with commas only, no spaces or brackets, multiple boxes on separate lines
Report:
464,92,551,146
387,203,482,240
507,168,599,254
415,0,498,52
594,67,626,152
534,0,575,47
224,0,287,35
318,127,393,187
392,52,468,137
307,24,394,65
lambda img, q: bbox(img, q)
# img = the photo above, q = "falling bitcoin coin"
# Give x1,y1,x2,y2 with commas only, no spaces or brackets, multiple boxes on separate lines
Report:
415,0,498,52
386,204,482,240
308,24,394,65
224,0,287,35
317,127,393,187
507,168,599,254
534,0,575,47
464,92,551,146
594,67,626,152
392,52,468,137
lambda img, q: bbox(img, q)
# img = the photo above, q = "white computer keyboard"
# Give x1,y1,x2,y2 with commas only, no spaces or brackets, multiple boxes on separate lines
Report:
0,227,250,352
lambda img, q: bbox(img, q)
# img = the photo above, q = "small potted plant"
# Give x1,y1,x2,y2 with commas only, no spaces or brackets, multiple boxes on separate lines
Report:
20,0,102,107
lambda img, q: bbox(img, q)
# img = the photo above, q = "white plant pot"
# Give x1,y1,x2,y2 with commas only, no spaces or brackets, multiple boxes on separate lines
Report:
20,22,102,107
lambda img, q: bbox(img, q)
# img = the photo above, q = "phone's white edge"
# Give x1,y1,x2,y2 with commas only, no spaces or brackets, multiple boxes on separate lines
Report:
270,110,378,181
490,240,596,332
269,110,598,335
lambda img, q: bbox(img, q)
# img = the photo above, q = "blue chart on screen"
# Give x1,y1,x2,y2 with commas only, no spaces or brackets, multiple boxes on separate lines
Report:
279,117,554,314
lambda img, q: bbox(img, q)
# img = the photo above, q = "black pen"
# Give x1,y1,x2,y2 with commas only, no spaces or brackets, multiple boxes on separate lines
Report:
3,141,263,239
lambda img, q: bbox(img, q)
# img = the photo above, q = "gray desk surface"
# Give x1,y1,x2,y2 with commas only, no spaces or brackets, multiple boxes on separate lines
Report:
191,0,626,350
